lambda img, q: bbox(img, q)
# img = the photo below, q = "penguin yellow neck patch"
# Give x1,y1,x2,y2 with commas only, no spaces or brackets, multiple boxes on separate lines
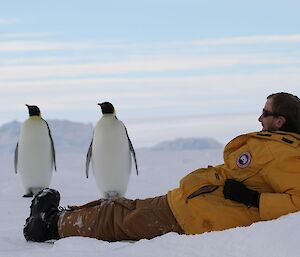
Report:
236,152,251,168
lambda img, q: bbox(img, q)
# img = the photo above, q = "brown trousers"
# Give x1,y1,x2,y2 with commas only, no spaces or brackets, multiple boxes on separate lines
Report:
58,195,184,242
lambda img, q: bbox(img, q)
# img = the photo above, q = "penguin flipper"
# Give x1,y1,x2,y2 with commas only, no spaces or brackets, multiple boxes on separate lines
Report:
49,131,57,171
43,119,57,171
14,142,19,174
122,123,139,175
86,139,93,178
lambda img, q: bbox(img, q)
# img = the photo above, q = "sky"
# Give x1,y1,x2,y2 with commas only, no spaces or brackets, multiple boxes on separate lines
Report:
1,0,300,145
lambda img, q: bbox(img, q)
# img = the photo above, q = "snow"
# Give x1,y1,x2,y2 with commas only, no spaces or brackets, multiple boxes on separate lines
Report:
1,148,299,257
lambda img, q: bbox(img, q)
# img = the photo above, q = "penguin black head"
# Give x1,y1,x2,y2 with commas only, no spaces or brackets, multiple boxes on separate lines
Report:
98,102,115,114
26,104,41,117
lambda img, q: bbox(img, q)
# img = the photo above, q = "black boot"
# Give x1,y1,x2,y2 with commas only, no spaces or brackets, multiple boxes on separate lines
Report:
23,188,61,242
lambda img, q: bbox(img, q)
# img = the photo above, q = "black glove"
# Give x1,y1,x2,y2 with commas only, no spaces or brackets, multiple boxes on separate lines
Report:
223,179,260,208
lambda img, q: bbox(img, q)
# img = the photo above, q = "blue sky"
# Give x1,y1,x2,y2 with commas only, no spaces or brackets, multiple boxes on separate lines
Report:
1,0,300,145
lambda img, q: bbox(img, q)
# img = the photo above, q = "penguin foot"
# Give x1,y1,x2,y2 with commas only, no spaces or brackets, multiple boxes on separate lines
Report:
31,187,44,196
105,191,120,199
23,192,34,198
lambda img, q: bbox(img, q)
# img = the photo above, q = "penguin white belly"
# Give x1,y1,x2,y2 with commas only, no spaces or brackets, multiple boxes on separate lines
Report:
92,118,131,197
18,119,53,193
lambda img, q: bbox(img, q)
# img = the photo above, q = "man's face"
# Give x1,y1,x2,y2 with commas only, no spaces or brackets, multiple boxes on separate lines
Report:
258,98,284,131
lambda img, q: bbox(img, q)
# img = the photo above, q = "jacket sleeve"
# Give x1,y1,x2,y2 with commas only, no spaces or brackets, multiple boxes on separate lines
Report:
179,164,226,198
259,157,300,220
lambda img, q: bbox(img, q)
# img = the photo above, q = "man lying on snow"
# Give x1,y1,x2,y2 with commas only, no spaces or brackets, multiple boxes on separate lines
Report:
23,92,300,242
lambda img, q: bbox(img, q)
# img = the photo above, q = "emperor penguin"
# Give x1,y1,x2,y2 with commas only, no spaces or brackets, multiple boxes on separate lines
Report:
14,105,56,197
86,102,138,198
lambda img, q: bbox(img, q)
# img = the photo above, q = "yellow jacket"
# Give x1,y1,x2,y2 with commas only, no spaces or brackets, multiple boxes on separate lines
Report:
167,131,300,234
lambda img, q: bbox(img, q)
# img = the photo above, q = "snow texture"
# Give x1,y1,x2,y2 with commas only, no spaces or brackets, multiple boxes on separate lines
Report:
0,147,299,257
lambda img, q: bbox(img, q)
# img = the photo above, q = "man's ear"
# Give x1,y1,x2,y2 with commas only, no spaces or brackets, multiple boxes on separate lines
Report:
276,116,286,129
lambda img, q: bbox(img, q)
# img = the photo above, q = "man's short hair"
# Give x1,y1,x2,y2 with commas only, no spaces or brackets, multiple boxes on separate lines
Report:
267,92,300,134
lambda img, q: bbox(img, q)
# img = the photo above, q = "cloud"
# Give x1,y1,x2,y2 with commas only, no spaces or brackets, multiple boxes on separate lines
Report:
1,71,299,115
1,34,300,54
0,40,104,52
1,32,60,39
193,34,300,46
0,54,299,81
0,33,299,127
0,33,299,82
0,56,241,79
0,18,17,25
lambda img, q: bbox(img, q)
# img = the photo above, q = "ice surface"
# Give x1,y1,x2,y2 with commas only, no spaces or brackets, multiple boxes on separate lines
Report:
0,148,299,257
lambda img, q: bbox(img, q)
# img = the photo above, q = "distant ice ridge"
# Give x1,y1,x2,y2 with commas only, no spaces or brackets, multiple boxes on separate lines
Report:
0,120,93,154
150,137,223,151
0,120,223,154
0,120,21,153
